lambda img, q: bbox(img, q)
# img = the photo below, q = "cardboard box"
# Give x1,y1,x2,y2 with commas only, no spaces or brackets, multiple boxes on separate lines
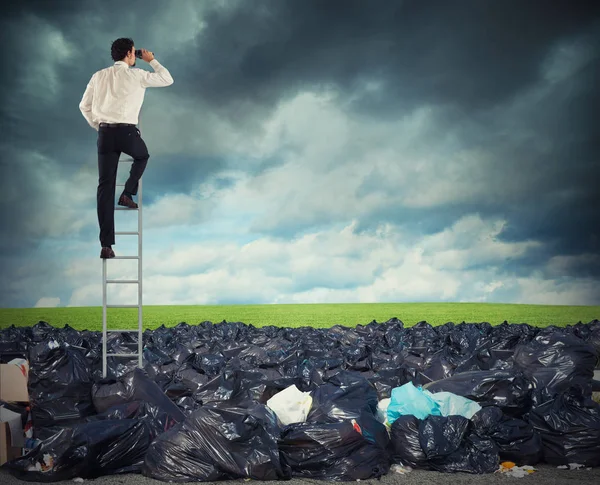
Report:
1,407,24,466
0,361,30,402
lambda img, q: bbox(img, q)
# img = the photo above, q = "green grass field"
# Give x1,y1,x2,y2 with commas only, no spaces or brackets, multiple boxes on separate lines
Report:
0,302,598,331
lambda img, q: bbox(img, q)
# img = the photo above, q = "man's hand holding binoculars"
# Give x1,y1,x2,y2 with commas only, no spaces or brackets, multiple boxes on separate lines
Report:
141,48,154,62
135,48,155,62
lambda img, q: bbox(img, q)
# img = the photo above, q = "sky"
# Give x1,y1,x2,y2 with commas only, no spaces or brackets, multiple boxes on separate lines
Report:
0,0,599,309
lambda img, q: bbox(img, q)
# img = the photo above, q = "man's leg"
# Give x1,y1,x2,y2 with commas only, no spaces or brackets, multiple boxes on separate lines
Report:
121,125,149,200
97,128,120,250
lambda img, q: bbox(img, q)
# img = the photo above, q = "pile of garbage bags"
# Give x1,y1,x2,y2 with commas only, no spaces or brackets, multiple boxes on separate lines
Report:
0,317,599,481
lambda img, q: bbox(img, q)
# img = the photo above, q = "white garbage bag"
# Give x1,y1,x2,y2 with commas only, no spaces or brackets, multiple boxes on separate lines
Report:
266,384,313,425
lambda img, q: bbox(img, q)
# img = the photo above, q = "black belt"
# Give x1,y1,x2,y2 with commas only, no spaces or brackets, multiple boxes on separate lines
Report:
99,122,136,127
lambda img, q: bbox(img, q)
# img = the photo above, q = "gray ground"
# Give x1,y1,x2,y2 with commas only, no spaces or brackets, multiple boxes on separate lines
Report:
2,466,599,485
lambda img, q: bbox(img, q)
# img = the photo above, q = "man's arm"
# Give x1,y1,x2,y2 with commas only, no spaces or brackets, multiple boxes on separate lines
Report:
79,74,99,131
139,59,174,88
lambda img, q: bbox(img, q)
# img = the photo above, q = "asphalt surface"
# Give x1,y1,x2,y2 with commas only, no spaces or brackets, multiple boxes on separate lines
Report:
1,465,599,485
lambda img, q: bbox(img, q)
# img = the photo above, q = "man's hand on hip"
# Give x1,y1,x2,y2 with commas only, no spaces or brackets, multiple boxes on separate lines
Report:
141,48,155,62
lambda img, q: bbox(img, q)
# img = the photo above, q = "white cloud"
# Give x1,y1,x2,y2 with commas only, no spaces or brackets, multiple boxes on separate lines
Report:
145,191,215,229
34,297,61,308
61,213,600,307
515,275,600,306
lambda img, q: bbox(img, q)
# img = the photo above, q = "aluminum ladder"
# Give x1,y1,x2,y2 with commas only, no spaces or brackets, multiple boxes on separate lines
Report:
101,121,143,378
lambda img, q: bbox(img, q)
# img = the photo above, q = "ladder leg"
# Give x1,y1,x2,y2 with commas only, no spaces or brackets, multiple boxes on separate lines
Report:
102,258,107,377
138,175,143,369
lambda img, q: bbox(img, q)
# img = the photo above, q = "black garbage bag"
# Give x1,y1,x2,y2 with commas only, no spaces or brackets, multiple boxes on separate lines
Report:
419,416,499,474
4,419,154,482
369,365,411,400
0,325,32,354
193,368,242,405
142,402,290,482
389,416,428,468
389,415,499,474
27,340,95,435
425,370,532,417
307,371,379,423
91,368,185,423
513,333,597,405
471,406,543,465
528,391,600,467
85,400,179,438
279,411,390,481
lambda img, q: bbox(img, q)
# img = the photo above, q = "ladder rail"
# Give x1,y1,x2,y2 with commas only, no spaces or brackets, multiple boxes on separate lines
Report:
102,114,144,377
102,259,107,377
138,174,143,369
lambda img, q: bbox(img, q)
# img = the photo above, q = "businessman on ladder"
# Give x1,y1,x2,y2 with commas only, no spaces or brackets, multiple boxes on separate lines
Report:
79,38,174,258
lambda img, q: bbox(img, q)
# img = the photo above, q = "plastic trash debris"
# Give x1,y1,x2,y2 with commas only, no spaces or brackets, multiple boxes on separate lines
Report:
557,463,585,470
390,464,412,474
513,333,597,406
91,368,185,424
5,419,155,481
387,382,481,423
425,370,532,417
307,371,379,423
266,384,312,425
497,462,536,477
389,414,499,474
279,411,390,480
1,318,600,480
142,402,290,482
27,340,95,435
528,390,600,467
389,415,428,468
471,406,543,465
419,415,499,474
376,398,391,426
430,391,481,419
388,382,440,422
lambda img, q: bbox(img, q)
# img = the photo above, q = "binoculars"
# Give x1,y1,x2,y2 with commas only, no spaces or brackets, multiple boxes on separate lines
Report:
135,49,154,59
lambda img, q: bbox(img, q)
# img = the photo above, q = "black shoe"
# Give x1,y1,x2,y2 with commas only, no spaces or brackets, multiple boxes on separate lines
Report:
118,193,138,209
100,247,115,259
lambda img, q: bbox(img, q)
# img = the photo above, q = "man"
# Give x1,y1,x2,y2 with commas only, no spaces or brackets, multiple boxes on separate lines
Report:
79,38,174,259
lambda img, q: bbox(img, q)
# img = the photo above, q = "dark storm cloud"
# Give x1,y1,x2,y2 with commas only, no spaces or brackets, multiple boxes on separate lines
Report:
176,0,600,115
178,0,600,282
351,51,600,278
0,0,216,255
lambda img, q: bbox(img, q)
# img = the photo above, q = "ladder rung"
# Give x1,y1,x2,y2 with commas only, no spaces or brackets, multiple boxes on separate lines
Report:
106,279,139,284
106,329,140,333
115,207,138,211
106,304,139,308
119,159,135,163
106,353,139,357
115,231,139,235
116,183,125,187
112,256,139,260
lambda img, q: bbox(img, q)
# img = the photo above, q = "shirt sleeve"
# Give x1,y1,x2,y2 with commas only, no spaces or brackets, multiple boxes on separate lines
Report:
139,59,174,88
79,74,99,131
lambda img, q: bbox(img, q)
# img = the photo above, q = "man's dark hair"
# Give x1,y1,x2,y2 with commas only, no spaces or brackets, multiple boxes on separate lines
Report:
111,38,134,62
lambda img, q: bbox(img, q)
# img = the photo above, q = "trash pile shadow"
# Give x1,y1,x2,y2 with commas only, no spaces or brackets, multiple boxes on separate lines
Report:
1,318,599,481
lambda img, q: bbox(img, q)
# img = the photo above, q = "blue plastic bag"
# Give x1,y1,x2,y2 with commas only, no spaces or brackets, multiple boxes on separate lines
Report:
388,382,441,422
387,382,481,424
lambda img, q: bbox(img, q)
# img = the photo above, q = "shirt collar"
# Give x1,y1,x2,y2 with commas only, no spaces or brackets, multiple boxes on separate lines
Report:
114,61,129,68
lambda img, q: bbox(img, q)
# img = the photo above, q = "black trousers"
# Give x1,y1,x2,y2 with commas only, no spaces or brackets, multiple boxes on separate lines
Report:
97,124,149,247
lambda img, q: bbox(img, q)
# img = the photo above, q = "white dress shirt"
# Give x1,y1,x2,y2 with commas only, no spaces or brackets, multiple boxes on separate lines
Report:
79,59,173,131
